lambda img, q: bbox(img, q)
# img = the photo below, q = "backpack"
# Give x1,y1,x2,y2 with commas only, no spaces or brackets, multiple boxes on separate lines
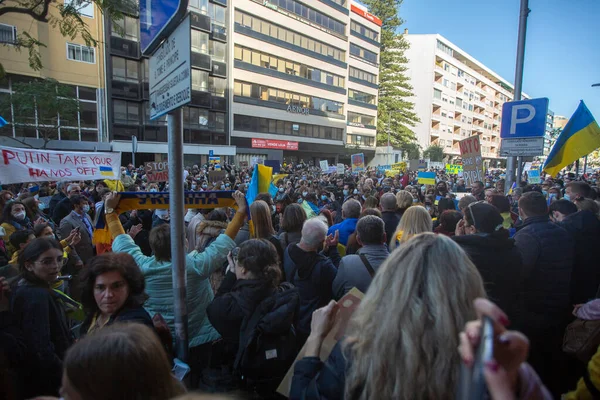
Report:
234,283,299,395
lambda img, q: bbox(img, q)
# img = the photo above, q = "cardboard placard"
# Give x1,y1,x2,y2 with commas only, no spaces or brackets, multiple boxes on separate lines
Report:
145,161,169,182
351,153,365,174
319,160,329,171
337,163,345,174
208,170,227,182
459,136,483,187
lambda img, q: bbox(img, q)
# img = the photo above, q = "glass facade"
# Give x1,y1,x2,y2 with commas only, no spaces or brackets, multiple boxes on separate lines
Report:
234,80,344,114
350,43,377,64
235,10,345,62
261,0,346,36
347,111,375,126
349,67,377,85
348,89,376,105
350,20,378,42
347,134,374,146
234,115,344,140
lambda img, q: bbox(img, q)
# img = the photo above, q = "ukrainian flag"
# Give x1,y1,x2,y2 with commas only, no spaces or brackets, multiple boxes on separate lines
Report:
100,166,114,177
543,101,600,177
246,164,274,204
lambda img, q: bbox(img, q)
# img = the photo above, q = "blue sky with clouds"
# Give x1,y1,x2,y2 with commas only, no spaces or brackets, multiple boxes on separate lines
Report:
399,0,600,120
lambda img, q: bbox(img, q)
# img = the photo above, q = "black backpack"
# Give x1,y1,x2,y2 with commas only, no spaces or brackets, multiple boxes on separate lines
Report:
233,283,299,395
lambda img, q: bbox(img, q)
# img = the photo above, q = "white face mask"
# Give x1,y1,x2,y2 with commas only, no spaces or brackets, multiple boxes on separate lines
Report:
12,211,26,221
82,204,90,213
302,191,308,197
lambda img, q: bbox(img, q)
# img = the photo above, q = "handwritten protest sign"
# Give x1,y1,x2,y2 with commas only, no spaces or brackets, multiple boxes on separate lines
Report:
144,161,169,182
459,136,483,187
208,170,227,182
0,146,121,184
337,163,345,174
445,164,463,175
319,160,329,171
527,169,541,184
351,153,365,174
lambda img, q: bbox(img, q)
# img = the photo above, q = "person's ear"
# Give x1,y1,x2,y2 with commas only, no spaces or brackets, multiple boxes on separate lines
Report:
356,234,363,247
382,232,387,245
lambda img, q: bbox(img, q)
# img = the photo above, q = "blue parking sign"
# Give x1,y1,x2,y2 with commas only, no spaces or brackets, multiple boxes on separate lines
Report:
140,0,189,55
500,98,549,139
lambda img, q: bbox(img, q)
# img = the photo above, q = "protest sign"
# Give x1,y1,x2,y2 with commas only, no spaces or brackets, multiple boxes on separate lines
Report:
377,165,391,172
0,146,121,184
251,157,263,167
445,164,463,175
337,163,345,174
264,160,281,174
429,161,444,169
351,153,365,173
240,161,248,168
208,170,227,182
527,169,541,184
209,156,221,170
523,162,533,172
459,136,483,187
391,162,407,172
144,161,169,182
327,166,337,174
417,172,436,185
319,160,329,171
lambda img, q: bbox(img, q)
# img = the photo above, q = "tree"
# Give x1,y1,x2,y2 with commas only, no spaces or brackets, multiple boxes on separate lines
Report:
361,0,419,149
401,142,420,160
0,0,135,75
0,78,79,148
423,144,444,162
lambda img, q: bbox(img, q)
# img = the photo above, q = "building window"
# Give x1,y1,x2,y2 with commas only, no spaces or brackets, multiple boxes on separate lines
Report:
79,101,98,129
234,80,344,115
349,89,376,105
189,0,209,14
437,40,453,57
0,24,17,45
113,100,140,124
266,0,346,36
234,114,343,140
64,0,94,18
67,43,96,63
191,69,209,92
347,111,375,126
111,16,139,41
234,45,345,88
347,134,374,146
350,20,378,41
191,30,209,54
234,11,345,62
209,76,226,97
433,89,442,100
210,40,226,61
349,67,377,85
112,57,139,82
350,43,377,64
209,3,226,25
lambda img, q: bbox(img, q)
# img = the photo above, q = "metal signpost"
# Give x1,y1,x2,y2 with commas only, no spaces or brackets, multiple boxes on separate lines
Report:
144,0,190,362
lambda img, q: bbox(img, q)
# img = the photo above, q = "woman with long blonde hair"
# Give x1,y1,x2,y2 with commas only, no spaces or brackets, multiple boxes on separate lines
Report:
250,200,284,274
290,233,486,400
389,205,432,249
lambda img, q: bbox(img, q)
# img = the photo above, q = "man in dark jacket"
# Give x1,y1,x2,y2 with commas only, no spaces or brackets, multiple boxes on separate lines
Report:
514,191,575,396
284,218,339,347
332,215,389,299
379,193,400,242
52,183,82,227
48,180,69,218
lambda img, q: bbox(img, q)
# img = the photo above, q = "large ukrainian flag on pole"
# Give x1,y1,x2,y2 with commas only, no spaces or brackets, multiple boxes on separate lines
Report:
246,163,277,204
543,101,600,177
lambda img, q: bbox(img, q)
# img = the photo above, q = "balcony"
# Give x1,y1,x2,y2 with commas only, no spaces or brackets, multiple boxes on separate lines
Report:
434,81,444,91
432,97,443,106
430,129,440,137
435,63,444,73
432,113,442,122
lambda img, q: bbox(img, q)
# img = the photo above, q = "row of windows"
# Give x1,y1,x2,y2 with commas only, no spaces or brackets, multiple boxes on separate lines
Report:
191,70,226,97
350,43,377,64
347,111,375,126
234,80,344,115
234,45,346,88
111,16,139,41
350,20,378,42
235,10,345,62
261,0,346,36
234,115,344,140
189,1,227,26
348,89,376,105
349,67,377,85
191,30,226,61
67,43,95,63
347,134,374,146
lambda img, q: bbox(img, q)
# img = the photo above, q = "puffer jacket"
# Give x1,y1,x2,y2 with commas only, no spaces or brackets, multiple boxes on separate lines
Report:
112,232,236,347
557,210,600,304
514,215,574,334
195,220,228,252
283,244,339,336
453,233,525,329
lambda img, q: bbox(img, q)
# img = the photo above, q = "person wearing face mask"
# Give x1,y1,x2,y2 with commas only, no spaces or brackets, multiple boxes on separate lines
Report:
152,209,170,228
1,201,35,258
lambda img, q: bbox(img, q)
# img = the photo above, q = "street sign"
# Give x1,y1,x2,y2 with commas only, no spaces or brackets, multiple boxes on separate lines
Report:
140,0,189,56
149,14,191,120
500,98,549,139
209,150,214,157
500,137,545,157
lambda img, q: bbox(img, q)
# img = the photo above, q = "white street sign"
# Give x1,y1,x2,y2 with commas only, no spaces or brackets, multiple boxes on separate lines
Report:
149,14,191,120
500,137,545,157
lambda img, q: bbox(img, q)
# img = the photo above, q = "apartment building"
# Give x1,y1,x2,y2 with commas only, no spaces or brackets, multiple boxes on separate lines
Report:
231,0,381,165
0,0,107,151
405,34,525,165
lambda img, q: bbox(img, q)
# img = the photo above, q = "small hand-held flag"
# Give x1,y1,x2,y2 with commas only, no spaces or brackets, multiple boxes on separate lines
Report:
0,116,8,128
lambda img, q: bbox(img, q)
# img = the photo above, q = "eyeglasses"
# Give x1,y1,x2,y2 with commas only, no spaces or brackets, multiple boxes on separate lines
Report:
467,200,485,229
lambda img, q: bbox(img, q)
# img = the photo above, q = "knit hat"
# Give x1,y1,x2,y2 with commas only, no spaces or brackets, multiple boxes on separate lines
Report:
465,202,504,233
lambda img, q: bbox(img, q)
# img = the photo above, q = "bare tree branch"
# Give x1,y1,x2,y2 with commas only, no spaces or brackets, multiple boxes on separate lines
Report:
0,0,52,21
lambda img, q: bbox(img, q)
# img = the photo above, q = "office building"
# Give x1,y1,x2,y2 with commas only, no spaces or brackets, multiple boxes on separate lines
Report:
230,0,381,165
0,1,107,151
404,33,526,166
553,115,568,130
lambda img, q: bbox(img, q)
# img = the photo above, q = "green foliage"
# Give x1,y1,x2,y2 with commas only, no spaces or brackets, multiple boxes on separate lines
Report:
423,144,444,162
401,142,420,160
361,0,419,149
0,78,79,148
0,0,136,74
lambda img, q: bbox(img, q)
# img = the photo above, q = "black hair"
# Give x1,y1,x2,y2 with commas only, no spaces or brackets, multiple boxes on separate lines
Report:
70,194,88,207
548,199,578,216
0,200,25,224
10,229,34,249
18,237,63,283
237,239,281,288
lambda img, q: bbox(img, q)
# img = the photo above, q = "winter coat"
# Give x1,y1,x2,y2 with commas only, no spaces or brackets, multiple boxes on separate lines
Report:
278,230,303,250
453,233,525,329
79,304,154,337
332,244,389,300
291,341,347,400
283,244,339,335
112,232,236,347
328,218,358,247
52,196,74,226
195,220,228,252
557,210,600,304
513,215,574,334
381,211,400,244
10,280,74,397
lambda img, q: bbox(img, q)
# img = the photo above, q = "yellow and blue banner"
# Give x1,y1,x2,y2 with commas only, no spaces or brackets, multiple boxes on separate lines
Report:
246,164,275,204
93,191,237,244
417,172,436,185
543,101,600,177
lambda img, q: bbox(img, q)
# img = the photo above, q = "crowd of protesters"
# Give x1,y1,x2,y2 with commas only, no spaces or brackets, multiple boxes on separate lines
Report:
0,158,600,400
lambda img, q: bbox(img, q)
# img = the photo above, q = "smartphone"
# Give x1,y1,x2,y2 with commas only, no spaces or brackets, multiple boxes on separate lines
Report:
456,316,494,400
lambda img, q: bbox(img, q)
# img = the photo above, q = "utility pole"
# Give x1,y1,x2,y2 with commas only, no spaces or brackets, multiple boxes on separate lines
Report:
506,0,530,194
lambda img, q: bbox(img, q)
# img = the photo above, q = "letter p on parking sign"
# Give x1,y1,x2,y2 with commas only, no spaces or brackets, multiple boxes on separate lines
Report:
501,98,549,139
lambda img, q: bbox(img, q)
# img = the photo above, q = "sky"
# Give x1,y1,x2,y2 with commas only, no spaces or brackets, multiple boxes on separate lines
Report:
399,0,600,120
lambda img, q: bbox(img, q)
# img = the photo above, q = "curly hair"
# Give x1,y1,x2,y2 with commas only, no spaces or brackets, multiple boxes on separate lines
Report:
237,239,281,288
